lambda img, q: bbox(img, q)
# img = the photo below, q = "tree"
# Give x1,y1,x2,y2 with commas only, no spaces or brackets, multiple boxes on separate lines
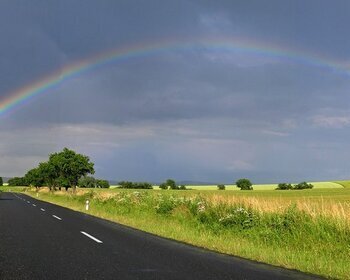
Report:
7,177,28,186
217,184,225,190
0,177,3,186
276,183,293,190
24,167,45,189
79,176,97,188
294,182,313,190
118,181,135,189
159,183,168,190
166,179,178,190
49,148,95,191
118,181,152,189
236,178,253,190
179,185,186,190
38,161,61,191
96,179,110,189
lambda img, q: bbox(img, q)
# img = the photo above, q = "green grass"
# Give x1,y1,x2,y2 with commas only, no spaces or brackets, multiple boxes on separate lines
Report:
0,186,27,192
22,187,350,280
334,180,350,188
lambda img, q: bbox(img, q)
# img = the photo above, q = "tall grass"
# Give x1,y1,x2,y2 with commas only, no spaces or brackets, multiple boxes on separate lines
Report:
26,188,350,279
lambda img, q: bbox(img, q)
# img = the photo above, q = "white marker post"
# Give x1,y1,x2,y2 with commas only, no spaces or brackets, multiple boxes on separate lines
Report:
86,200,89,211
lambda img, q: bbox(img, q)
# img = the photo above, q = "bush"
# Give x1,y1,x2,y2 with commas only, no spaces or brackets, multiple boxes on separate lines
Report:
236,178,253,190
78,176,97,188
159,179,179,190
118,181,153,189
276,183,293,190
96,179,110,188
159,183,168,190
294,182,314,190
155,196,181,214
219,207,257,229
217,184,225,190
179,185,187,190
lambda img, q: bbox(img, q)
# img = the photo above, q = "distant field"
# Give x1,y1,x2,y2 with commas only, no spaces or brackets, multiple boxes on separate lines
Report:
334,180,350,188
146,181,344,191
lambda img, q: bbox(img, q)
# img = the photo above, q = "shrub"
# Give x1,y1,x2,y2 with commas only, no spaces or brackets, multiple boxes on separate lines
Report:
159,179,179,190
236,178,253,190
276,183,293,190
179,185,187,190
219,207,257,228
217,184,225,190
155,196,183,214
96,179,110,188
118,181,152,189
159,183,168,190
78,176,97,188
294,182,313,190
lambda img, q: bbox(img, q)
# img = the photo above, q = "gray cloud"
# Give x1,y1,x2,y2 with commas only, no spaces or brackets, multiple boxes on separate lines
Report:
1,1,350,182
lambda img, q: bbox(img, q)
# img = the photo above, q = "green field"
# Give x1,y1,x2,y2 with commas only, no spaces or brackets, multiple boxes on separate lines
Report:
11,181,349,280
130,181,344,191
334,180,350,188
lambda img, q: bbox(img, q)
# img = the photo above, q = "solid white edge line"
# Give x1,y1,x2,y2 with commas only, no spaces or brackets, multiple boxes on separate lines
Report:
41,208,45,212
52,215,62,220
80,231,103,243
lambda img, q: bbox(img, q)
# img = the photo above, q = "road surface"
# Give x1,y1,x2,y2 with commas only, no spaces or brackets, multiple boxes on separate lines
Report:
0,192,322,280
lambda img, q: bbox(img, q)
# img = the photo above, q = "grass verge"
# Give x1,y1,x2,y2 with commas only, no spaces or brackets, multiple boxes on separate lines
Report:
23,188,350,279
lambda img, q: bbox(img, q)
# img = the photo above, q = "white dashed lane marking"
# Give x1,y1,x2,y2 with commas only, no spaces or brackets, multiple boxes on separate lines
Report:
52,215,62,220
80,231,103,243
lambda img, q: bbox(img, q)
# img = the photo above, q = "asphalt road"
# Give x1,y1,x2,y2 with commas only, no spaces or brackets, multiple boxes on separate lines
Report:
0,191,323,280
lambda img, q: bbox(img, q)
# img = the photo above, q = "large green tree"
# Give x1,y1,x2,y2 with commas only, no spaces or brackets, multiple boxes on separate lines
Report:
37,161,61,191
7,177,28,186
24,168,45,189
0,177,3,186
235,178,253,190
49,148,95,191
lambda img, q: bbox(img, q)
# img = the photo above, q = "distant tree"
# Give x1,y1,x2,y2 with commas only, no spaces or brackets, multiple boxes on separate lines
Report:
118,181,135,189
8,177,28,186
48,148,95,192
79,176,97,188
159,183,168,190
96,179,110,189
236,178,253,190
166,179,178,190
276,183,293,190
179,185,186,190
294,182,313,190
0,177,3,186
217,184,226,190
118,181,152,189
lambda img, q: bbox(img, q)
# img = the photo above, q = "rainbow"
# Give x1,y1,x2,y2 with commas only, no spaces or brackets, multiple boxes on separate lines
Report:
1,36,350,117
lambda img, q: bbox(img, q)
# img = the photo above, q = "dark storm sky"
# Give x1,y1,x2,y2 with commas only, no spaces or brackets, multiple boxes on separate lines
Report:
1,0,350,183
